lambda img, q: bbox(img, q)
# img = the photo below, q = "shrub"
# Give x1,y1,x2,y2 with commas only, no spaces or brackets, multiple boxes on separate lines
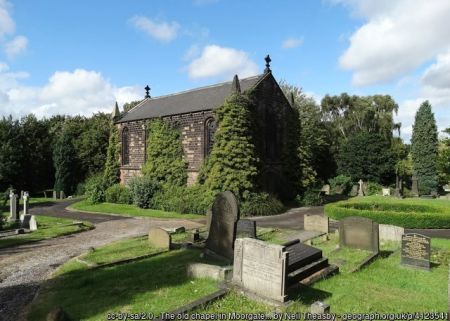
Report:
151,184,215,215
240,192,285,217
328,175,352,195
105,184,131,204
128,176,160,209
75,183,86,196
325,196,450,228
296,189,323,206
84,173,106,204
366,181,384,196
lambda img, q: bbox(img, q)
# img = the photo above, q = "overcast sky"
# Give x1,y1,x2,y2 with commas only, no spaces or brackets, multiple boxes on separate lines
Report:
0,0,449,142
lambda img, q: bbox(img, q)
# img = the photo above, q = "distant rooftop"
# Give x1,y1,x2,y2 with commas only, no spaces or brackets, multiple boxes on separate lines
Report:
116,74,265,123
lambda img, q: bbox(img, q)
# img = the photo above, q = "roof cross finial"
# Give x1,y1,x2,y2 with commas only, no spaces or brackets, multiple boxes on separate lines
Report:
145,85,151,98
264,54,272,74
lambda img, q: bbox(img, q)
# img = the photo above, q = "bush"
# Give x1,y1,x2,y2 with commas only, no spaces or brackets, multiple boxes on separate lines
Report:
240,192,285,217
128,176,160,209
366,181,384,196
325,196,450,228
75,183,86,196
105,184,131,204
151,185,215,215
329,175,352,195
84,174,106,204
296,189,323,206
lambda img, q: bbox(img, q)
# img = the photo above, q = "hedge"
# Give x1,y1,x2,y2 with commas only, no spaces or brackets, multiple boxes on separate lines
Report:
324,196,450,229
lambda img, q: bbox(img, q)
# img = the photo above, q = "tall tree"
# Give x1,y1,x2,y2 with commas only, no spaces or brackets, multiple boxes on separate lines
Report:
103,124,121,187
411,101,439,194
437,127,450,187
53,125,78,195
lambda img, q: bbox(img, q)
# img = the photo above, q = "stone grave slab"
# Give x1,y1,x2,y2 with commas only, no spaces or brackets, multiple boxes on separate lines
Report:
236,219,256,238
339,216,379,253
304,215,329,234
205,191,239,261
401,233,430,270
233,238,287,303
148,228,171,250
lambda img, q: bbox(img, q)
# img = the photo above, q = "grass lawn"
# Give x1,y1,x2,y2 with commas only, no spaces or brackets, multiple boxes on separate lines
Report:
0,214,93,248
69,199,204,219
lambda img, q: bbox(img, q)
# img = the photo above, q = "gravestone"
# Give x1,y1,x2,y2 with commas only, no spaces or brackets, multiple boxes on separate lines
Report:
60,191,65,199
339,216,379,253
21,214,32,229
233,238,288,302
23,191,29,214
358,179,364,197
29,215,38,231
53,190,57,200
148,228,171,250
9,193,19,222
350,185,359,197
401,233,430,270
304,215,329,234
236,219,256,238
379,224,404,242
412,175,419,197
190,229,200,243
382,188,390,196
205,191,239,261
320,184,330,195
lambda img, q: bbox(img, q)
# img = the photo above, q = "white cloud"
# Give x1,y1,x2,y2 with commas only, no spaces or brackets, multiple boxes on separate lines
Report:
0,0,14,39
282,38,303,49
187,45,258,80
0,67,142,119
4,35,27,58
422,49,450,89
183,44,200,61
130,16,180,43
338,0,450,86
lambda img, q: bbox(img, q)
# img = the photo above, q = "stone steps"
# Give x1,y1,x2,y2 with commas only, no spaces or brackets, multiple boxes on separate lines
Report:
287,257,329,285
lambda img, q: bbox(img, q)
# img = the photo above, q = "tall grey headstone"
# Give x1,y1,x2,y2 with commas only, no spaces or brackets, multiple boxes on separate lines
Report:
401,233,430,270
339,216,379,253
205,191,239,261
233,238,288,303
9,193,19,222
358,179,364,197
23,191,29,214
412,175,419,197
53,190,57,200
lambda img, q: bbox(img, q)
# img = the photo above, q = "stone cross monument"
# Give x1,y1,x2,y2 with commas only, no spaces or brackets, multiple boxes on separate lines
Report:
358,179,364,197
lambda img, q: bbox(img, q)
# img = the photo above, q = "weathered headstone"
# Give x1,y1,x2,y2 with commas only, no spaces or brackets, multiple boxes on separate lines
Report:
23,191,29,214
148,228,171,250
9,193,19,222
339,216,379,253
190,229,200,243
236,219,256,238
205,191,239,261
21,214,32,229
53,190,57,200
401,233,430,270
379,224,404,242
412,175,419,197
304,215,329,234
233,238,288,302
349,185,359,197
382,188,390,196
358,179,364,197
320,184,330,195
29,215,38,231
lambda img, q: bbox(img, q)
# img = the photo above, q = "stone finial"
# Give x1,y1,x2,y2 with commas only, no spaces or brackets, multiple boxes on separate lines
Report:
231,74,241,94
145,85,151,99
264,54,272,74
111,101,120,119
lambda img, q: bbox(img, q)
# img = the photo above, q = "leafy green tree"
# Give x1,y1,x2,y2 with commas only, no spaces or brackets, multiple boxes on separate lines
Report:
411,101,439,194
142,119,187,186
201,93,258,199
123,100,142,113
103,124,121,187
53,125,78,194
337,132,395,184
437,127,450,187
0,116,23,191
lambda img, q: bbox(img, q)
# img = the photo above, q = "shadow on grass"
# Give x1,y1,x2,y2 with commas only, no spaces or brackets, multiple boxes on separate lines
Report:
288,284,332,304
28,248,219,321
379,250,394,258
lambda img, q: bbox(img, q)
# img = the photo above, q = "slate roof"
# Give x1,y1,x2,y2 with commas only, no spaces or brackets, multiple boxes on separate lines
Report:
116,74,265,123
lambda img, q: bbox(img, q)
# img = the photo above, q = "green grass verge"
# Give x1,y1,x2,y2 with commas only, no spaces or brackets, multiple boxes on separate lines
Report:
0,215,93,248
69,200,204,219
325,196,450,228
28,248,219,321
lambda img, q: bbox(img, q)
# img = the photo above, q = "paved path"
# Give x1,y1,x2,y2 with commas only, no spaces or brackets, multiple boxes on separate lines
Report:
0,200,203,321
250,206,450,239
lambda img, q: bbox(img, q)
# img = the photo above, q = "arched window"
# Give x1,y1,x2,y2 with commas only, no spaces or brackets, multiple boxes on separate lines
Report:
122,127,130,165
204,118,217,156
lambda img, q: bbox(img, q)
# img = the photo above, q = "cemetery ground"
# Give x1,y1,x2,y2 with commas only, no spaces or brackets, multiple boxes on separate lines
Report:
26,228,449,320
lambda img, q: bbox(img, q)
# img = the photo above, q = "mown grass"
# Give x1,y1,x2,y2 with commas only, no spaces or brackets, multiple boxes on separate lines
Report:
69,200,204,219
325,195,450,228
0,215,93,248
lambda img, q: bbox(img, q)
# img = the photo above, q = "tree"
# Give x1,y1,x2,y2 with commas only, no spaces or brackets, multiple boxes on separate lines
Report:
200,93,258,199
337,132,395,184
142,119,187,186
0,116,23,192
437,127,450,187
123,100,142,113
103,124,121,187
53,125,78,195
411,101,439,194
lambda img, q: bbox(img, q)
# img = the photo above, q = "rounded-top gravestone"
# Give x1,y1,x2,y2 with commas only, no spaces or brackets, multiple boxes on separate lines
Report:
205,191,240,261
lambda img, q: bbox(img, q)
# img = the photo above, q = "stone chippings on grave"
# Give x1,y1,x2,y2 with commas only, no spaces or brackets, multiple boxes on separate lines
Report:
304,215,329,234
148,228,171,250
339,216,379,253
401,233,431,270
236,219,256,238
205,191,239,261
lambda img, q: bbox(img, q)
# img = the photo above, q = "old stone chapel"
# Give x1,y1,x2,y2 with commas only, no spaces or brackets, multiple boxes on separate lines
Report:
114,55,296,195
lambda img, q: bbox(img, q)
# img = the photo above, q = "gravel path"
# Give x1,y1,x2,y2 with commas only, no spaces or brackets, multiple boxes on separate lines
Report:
0,201,203,321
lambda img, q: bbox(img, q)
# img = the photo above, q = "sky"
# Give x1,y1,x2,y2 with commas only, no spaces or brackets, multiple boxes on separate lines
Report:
0,0,449,142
